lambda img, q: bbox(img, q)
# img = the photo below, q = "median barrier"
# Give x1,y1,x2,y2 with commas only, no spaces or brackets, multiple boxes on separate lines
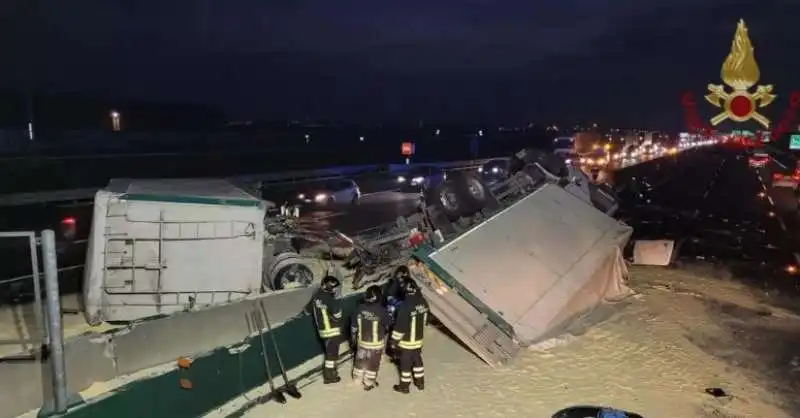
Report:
0,159,505,207
41,293,363,418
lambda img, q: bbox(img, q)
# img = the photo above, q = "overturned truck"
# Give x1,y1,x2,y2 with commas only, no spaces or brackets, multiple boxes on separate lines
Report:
391,149,632,366
80,149,631,368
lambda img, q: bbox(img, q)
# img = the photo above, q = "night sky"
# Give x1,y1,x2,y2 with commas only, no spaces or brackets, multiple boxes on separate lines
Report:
3,1,798,128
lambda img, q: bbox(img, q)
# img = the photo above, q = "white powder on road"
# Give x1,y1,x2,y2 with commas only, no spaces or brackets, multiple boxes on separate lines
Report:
231,265,800,418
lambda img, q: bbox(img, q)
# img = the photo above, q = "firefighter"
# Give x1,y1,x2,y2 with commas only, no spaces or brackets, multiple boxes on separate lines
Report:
350,285,389,391
389,279,429,394
384,266,409,309
311,275,344,384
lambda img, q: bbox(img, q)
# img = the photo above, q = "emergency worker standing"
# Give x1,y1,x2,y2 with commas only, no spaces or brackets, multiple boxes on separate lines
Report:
384,266,409,307
389,279,429,394
311,276,344,384
350,285,389,390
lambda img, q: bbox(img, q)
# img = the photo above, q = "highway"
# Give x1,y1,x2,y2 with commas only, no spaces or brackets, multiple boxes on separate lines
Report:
618,147,800,295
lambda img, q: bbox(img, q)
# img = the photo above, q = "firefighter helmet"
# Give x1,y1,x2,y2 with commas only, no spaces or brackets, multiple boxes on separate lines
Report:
364,285,382,303
394,265,410,280
321,275,341,293
404,278,419,295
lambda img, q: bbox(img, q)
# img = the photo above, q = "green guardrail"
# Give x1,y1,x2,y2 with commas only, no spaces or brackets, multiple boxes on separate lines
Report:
54,294,362,418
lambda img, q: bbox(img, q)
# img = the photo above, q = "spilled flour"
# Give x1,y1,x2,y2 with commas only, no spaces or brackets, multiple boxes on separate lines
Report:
229,265,800,418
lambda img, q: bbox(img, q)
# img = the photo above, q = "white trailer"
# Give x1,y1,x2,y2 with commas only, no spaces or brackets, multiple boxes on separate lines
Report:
83,179,268,325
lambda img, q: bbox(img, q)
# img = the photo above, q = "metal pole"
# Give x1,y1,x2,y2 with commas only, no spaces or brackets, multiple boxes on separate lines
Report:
41,230,68,413
28,233,46,345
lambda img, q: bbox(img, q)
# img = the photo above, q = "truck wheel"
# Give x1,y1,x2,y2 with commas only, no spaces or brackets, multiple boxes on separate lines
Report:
426,181,464,220
450,172,489,215
264,252,316,291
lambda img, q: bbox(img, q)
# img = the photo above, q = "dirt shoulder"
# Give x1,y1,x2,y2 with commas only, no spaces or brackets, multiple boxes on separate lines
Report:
231,263,800,418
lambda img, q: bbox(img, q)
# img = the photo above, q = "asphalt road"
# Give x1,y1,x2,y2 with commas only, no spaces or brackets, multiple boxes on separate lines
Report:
617,147,800,295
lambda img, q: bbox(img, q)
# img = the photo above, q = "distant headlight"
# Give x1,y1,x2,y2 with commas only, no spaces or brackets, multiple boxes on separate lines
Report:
491,167,499,173
297,193,306,199
411,176,425,185
565,158,572,164
397,176,406,183
477,167,483,173
314,193,328,203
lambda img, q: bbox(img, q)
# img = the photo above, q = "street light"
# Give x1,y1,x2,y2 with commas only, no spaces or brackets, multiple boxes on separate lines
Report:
110,110,121,131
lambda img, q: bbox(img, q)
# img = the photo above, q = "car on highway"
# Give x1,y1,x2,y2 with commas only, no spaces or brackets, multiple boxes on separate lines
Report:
748,149,770,168
395,166,446,192
772,164,800,190
293,178,361,205
478,158,510,182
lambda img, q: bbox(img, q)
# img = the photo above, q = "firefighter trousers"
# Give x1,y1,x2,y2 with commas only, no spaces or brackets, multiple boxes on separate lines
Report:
322,336,343,379
397,348,424,389
352,346,383,387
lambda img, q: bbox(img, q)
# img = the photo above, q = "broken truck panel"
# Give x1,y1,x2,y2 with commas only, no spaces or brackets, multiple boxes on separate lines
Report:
409,247,520,368
411,183,632,366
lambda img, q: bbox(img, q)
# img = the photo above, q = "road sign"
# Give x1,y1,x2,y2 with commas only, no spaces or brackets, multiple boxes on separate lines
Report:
789,134,800,150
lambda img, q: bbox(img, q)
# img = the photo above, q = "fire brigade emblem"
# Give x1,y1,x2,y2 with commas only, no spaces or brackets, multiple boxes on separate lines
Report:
705,19,775,128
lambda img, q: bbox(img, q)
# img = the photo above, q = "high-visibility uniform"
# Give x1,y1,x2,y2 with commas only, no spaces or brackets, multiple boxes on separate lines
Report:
350,301,389,389
390,293,429,392
311,289,343,382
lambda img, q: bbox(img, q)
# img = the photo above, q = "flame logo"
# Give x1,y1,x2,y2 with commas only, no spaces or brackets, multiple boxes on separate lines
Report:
720,19,760,91
704,19,775,128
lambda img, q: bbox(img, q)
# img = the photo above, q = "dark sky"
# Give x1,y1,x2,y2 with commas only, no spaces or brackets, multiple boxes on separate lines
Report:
2,1,798,127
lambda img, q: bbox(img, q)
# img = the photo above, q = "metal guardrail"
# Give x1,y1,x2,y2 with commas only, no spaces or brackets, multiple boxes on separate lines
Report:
0,158,503,207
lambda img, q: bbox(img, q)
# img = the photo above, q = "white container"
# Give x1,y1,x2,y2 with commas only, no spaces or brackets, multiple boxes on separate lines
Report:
83,179,266,325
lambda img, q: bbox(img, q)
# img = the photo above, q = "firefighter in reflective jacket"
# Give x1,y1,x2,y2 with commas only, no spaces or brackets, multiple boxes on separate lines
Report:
350,285,389,390
312,276,344,384
390,279,429,394
384,266,409,321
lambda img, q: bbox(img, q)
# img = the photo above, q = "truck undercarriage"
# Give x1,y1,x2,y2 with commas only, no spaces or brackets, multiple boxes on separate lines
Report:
263,149,622,295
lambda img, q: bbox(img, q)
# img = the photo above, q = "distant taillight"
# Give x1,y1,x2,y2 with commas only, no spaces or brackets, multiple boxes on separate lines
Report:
61,217,76,225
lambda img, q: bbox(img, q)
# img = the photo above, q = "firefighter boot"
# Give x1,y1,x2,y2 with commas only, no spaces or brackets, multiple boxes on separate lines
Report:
323,368,341,384
393,383,410,394
414,377,425,391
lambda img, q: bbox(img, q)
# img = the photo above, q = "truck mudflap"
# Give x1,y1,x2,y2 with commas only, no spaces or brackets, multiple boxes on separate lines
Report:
408,249,521,368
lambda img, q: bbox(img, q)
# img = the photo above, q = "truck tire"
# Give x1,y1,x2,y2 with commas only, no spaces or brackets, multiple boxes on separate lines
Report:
449,172,489,215
263,251,316,291
425,180,464,220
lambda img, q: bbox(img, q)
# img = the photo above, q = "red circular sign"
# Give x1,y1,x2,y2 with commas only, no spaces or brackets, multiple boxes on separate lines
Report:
729,95,753,118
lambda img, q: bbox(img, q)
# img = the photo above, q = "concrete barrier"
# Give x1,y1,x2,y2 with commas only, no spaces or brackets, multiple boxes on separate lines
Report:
44,292,364,418
2,288,319,418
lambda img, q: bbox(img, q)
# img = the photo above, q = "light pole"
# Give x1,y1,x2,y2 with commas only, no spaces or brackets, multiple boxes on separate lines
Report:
110,110,121,131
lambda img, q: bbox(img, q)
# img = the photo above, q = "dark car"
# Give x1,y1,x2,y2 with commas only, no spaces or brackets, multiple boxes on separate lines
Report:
395,166,446,193
281,179,361,206
478,158,510,182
